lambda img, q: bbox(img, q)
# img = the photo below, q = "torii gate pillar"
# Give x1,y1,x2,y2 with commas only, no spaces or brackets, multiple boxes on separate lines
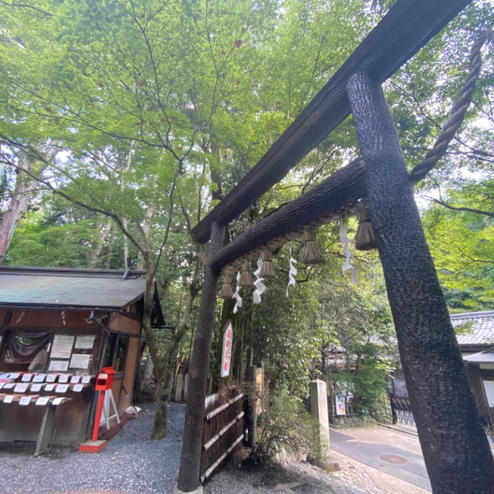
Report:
346,71,493,494
177,222,225,493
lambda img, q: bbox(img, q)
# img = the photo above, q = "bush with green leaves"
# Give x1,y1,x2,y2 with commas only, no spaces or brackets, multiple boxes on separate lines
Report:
252,386,320,465
330,354,393,420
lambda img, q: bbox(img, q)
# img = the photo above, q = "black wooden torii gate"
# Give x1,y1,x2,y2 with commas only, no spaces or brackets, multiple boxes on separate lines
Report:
176,0,494,492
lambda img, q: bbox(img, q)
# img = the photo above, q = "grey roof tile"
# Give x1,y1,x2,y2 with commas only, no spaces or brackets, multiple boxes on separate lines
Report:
452,311,494,346
0,269,146,310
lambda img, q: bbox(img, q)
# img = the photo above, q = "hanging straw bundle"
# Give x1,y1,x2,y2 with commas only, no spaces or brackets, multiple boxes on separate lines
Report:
259,250,276,279
300,228,325,264
355,202,376,250
219,267,234,299
239,261,254,288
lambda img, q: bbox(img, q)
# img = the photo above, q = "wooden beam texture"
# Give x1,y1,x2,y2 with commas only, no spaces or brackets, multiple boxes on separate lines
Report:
346,70,494,494
177,222,225,492
209,159,365,273
192,0,472,244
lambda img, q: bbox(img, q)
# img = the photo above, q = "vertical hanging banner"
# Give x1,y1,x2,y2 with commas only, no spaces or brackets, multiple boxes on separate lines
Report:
220,321,234,378
335,394,347,416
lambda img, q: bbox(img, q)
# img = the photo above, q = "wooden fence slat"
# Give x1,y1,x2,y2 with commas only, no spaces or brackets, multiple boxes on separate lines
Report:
201,391,246,482
204,411,245,451
201,433,245,482
206,393,243,421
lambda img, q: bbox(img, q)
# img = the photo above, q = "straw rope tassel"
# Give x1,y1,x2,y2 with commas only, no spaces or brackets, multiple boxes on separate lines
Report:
260,250,276,279
219,267,234,299
300,228,325,264
239,261,254,288
355,202,376,250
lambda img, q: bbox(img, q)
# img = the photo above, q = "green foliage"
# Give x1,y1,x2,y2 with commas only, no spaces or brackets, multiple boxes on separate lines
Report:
250,271,326,398
350,359,392,419
386,1,494,187
253,386,320,463
5,211,98,267
316,259,396,419
422,182,494,311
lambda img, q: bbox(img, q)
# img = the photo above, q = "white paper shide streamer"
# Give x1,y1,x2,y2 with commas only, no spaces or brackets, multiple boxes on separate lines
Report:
232,271,243,314
253,257,266,304
339,220,358,284
286,243,297,296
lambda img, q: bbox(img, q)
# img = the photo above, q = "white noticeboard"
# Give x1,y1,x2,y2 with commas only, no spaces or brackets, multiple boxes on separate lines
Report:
51,335,74,359
220,321,233,378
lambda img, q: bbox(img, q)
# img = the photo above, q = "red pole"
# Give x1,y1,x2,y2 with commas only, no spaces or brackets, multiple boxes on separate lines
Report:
91,390,106,441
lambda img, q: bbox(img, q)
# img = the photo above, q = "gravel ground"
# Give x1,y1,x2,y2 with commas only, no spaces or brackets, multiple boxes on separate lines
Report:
0,403,184,494
0,403,370,494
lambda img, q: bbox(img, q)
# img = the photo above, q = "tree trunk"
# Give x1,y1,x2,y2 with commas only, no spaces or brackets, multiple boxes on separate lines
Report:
104,240,114,269
122,218,130,268
0,152,32,263
346,71,494,494
138,250,168,439
150,247,203,440
88,217,112,268
120,145,135,269
142,353,154,391
151,374,168,438
136,204,155,271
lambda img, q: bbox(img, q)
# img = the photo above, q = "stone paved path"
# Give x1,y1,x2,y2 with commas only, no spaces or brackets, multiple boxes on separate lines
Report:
330,429,430,490
329,425,431,493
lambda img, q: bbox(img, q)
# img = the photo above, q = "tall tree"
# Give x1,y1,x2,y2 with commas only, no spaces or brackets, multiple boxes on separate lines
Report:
0,0,283,437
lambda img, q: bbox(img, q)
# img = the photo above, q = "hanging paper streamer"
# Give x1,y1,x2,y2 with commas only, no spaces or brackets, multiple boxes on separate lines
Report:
286,243,298,296
232,271,243,314
339,220,358,284
253,257,266,304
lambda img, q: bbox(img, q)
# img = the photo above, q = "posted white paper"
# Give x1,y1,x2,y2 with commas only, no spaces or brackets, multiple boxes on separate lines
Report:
36,396,50,406
48,360,69,372
75,335,96,350
69,354,90,369
56,384,69,393
50,335,74,359
14,383,28,393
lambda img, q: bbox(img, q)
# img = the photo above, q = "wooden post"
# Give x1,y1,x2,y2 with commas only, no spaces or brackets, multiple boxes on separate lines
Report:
246,365,257,448
346,71,494,494
174,374,184,402
177,222,225,493
35,405,55,456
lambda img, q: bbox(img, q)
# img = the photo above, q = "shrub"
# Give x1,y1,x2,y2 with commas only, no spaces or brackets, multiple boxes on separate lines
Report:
251,386,320,465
